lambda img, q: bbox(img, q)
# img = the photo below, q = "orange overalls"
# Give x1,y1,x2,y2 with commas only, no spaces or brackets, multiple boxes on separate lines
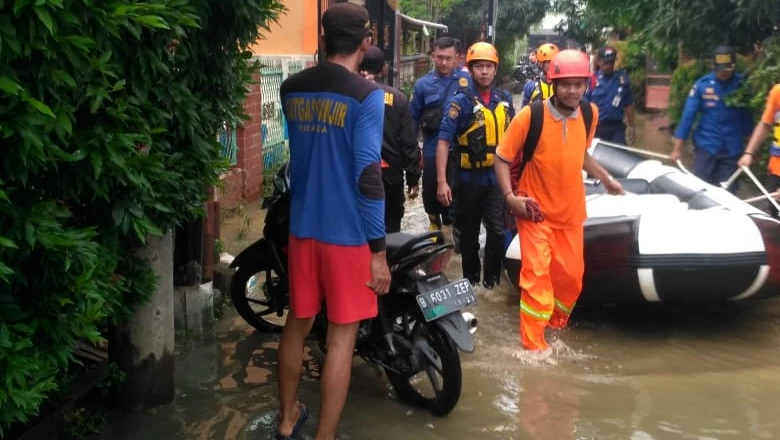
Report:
496,100,598,350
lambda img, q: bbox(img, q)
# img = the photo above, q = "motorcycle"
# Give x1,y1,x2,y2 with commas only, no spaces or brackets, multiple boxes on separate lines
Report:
228,163,479,416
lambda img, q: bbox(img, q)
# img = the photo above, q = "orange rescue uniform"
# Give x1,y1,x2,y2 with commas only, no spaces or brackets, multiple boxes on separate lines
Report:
496,99,598,350
761,84,780,177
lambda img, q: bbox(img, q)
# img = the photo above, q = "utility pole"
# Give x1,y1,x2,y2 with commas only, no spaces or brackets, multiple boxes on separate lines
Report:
487,0,497,44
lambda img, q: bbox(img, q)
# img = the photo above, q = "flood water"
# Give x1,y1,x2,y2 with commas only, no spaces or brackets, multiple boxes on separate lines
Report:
110,106,780,440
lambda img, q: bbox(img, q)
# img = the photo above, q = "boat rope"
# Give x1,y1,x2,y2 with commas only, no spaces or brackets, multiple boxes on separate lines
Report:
594,140,693,175
741,166,780,213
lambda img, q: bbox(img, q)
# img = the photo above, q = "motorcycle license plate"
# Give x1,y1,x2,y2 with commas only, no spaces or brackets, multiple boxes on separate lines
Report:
416,278,477,322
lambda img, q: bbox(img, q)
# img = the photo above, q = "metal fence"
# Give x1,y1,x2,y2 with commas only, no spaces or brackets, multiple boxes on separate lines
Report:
256,56,312,171
217,122,238,166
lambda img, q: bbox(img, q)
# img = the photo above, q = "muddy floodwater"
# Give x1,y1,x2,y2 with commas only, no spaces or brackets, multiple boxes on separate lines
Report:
111,110,780,439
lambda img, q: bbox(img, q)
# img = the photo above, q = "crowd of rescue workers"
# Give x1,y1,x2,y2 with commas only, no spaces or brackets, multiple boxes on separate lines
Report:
269,3,780,439
360,37,780,351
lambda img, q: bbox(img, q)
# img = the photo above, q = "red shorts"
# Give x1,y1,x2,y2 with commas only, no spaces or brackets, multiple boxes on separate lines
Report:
288,235,378,324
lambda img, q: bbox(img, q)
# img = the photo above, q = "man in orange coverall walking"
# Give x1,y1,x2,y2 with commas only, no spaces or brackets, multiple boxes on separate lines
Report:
494,50,624,350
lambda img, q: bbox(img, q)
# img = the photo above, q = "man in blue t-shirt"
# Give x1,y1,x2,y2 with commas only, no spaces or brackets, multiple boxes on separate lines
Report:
276,3,391,439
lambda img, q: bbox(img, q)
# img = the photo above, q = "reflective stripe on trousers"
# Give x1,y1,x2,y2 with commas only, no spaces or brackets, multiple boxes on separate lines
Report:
517,220,584,350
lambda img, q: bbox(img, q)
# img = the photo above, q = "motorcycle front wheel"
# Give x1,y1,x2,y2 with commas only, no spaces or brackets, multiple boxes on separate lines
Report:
230,265,288,332
384,317,462,416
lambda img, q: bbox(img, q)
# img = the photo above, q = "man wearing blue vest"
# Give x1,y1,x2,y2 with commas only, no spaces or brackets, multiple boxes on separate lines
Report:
410,37,471,236
670,45,753,192
585,46,636,145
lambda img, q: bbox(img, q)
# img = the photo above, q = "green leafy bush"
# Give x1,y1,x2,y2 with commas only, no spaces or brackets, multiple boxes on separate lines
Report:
668,60,709,125
628,67,647,112
0,0,282,435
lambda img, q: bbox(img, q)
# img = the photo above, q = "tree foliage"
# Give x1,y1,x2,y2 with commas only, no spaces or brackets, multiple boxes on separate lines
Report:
399,0,462,22
552,0,778,58
438,0,548,72
0,0,283,435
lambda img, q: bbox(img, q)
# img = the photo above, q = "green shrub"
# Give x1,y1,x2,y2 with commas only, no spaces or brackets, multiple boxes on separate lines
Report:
668,60,709,125
0,0,283,435
628,67,647,112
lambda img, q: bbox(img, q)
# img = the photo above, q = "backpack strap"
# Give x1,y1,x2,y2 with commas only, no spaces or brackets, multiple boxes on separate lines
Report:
580,101,593,136
509,100,544,189
509,100,594,191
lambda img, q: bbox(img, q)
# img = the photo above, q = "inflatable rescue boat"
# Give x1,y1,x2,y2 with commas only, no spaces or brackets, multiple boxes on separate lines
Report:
503,140,780,302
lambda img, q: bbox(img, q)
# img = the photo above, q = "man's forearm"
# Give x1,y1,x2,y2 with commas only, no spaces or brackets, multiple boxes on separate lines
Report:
583,153,612,182
625,105,635,126
495,158,513,197
436,139,450,184
744,122,771,155
493,156,512,199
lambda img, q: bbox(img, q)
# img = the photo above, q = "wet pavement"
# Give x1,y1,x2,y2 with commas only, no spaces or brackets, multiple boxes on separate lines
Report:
109,108,780,439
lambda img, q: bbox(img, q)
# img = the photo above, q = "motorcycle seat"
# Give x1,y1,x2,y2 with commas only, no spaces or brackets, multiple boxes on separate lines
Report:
385,232,435,262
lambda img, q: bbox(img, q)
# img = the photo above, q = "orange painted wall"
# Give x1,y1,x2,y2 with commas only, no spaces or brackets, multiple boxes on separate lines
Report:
250,0,318,55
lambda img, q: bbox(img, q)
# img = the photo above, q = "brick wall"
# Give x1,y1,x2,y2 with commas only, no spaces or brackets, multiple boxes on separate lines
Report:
219,73,264,210
238,72,264,203
218,168,244,211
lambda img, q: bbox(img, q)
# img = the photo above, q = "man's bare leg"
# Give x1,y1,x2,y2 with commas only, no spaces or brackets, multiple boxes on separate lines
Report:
315,321,359,440
277,314,315,436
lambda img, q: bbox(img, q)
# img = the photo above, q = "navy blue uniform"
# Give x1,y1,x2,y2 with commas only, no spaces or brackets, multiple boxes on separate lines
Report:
585,69,633,144
411,70,471,223
674,72,753,188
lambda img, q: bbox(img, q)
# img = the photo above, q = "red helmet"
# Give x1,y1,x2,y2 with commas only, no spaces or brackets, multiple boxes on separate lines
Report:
547,49,591,80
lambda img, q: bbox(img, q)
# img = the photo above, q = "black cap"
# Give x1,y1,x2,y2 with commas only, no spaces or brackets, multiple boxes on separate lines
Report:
359,46,385,74
713,44,736,71
322,3,371,41
598,46,617,62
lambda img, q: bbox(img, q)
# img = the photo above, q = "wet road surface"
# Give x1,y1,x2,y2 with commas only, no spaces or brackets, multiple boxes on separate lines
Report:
110,110,780,439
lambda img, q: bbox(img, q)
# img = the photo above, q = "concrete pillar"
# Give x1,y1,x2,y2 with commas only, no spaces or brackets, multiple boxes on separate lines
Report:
173,282,215,341
109,231,175,409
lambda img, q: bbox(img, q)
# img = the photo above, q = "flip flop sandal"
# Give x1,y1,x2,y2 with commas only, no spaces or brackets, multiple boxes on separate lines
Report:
274,403,310,440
